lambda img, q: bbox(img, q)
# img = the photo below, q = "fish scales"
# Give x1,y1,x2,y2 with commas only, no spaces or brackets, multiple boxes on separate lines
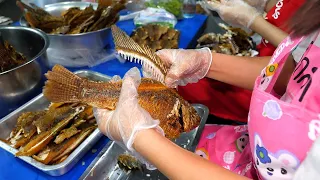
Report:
43,65,200,139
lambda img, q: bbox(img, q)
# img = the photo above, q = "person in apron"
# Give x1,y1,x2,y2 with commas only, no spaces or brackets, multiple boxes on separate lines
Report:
178,0,305,123
93,0,320,179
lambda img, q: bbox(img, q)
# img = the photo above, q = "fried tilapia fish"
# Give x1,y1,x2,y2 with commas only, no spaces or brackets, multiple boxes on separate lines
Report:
43,65,200,139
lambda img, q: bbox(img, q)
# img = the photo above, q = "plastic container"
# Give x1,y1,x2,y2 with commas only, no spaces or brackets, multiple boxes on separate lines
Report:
134,7,177,28
182,0,196,18
145,0,183,19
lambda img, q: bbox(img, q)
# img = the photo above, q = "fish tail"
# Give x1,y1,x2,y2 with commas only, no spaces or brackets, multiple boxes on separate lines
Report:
43,65,84,103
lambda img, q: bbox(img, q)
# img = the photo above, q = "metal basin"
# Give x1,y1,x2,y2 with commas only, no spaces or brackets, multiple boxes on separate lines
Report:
20,0,81,8
0,26,49,118
20,1,117,68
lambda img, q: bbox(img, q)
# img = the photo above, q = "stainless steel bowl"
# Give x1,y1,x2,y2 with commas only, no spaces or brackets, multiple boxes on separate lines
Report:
20,0,81,8
0,26,49,118
20,1,116,68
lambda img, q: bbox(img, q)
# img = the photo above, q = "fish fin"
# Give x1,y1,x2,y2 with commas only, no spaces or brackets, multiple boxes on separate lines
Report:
43,65,84,103
111,25,168,83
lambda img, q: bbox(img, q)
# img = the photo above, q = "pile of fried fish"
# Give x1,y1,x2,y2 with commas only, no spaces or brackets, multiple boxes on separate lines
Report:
3,103,97,165
16,0,125,35
0,38,28,73
130,24,180,52
196,23,257,57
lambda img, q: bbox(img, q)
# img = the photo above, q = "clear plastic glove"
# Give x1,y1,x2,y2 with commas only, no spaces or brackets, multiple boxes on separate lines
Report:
244,0,269,12
93,67,165,170
198,1,215,15
152,48,212,88
204,0,261,28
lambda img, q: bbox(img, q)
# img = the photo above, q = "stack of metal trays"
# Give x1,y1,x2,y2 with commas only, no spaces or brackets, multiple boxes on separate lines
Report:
79,104,209,180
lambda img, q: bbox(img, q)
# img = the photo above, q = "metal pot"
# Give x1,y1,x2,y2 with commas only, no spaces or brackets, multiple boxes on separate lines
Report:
0,26,49,118
20,1,117,68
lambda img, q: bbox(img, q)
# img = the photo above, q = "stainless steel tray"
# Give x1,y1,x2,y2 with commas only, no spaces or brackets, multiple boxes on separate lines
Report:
80,104,209,180
0,70,112,176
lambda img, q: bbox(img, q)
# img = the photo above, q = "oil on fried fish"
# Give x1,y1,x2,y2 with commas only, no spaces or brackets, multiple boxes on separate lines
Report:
15,105,85,156
117,154,142,172
2,103,98,165
16,0,125,34
43,65,200,139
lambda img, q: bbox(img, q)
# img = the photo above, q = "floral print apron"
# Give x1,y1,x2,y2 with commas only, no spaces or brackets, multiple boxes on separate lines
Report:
196,31,320,180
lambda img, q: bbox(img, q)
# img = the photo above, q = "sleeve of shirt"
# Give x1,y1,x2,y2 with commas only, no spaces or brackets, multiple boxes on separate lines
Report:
292,32,319,63
266,0,305,31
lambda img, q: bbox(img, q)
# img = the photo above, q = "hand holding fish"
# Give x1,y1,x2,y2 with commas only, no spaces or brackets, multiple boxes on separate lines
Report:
93,67,165,169
204,0,261,28
155,48,212,88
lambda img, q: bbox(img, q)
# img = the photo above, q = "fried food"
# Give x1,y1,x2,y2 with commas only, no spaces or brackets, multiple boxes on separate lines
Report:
16,106,85,156
16,0,125,35
1,102,98,165
54,118,86,144
117,154,142,172
130,24,180,52
33,124,96,164
0,40,28,73
196,23,256,56
8,111,46,148
16,1,64,33
43,65,200,139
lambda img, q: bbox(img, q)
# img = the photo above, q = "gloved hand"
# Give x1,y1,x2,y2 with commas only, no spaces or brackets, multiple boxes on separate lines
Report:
93,67,165,170
244,0,269,12
198,0,216,15
204,0,261,28
150,47,212,88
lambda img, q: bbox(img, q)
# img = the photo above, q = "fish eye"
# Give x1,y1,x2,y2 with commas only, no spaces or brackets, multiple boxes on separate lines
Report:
267,168,274,172
281,168,287,174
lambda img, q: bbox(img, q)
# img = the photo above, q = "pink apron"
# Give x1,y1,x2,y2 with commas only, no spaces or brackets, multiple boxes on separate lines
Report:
195,31,320,180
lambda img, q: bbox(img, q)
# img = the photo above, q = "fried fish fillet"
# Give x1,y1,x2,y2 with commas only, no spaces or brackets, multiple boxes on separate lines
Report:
16,106,85,156
43,65,200,139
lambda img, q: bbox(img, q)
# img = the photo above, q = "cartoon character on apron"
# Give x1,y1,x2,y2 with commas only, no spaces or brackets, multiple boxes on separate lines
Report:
195,32,320,180
249,31,320,179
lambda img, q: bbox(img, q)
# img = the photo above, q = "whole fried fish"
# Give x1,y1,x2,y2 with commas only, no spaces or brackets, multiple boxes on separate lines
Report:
43,65,200,139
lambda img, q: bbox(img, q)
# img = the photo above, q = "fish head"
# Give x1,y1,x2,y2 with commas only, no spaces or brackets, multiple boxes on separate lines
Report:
164,97,200,138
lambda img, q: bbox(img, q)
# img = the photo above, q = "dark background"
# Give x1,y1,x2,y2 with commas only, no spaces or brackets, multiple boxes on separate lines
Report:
0,0,23,21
